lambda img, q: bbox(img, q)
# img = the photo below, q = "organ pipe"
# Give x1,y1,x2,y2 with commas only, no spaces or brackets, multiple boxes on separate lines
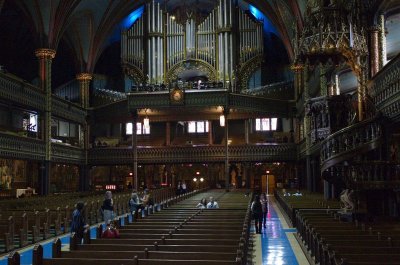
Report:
122,0,263,85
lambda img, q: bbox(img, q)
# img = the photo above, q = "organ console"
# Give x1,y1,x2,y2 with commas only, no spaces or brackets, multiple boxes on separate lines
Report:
121,0,263,91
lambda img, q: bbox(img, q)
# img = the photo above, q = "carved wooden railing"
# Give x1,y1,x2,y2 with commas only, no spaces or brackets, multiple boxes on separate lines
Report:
241,81,294,100
0,72,45,111
88,144,297,165
51,144,85,164
320,116,382,172
0,73,86,124
370,52,400,121
330,161,400,189
0,132,45,161
52,96,86,124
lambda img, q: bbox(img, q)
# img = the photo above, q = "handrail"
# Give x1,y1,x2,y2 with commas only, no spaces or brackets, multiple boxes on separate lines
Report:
321,114,380,144
320,115,382,172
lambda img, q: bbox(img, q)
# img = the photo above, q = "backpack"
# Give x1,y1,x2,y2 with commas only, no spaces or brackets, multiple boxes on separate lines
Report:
252,201,262,215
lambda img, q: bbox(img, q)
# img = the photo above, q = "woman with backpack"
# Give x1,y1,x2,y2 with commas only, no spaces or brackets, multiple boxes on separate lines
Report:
260,192,268,228
251,195,263,234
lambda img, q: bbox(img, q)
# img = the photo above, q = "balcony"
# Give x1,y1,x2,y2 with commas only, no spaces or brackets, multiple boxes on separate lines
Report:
370,53,400,122
88,143,297,165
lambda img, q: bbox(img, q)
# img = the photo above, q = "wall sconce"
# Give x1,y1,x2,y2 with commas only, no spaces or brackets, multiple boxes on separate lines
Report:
200,178,204,182
219,114,225,127
193,177,197,182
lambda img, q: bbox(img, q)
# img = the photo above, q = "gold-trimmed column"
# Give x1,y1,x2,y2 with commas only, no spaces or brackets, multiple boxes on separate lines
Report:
76,73,92,108
35,48,56,195
291,63,304,101
369,26,380,77
379,14,387,68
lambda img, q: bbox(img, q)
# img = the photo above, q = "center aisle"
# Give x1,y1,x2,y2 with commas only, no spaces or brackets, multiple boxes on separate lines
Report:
253,196,310,265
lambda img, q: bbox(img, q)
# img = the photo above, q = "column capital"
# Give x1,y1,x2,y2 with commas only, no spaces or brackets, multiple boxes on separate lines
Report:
76,73,93,81
290,63,304,72
368,25,380,32
35,48,56,59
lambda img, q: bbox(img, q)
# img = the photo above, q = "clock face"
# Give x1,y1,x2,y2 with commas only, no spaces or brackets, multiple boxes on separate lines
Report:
171,89,184,104
173,91,182,101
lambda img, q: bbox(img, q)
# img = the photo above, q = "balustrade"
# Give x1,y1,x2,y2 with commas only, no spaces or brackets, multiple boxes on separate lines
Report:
0,132,45,161
331,162,400,187
0,72,45,111
370,53,400,119
88,144,297,165
307,95,353,145
320,116,382,170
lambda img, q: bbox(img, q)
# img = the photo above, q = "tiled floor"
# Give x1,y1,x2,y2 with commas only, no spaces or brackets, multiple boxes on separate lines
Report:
253,197,310,265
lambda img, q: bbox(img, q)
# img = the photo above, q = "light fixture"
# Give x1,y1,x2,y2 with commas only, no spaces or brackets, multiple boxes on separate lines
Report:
143,109,150,129
170,15,176,20
266,170,270,174
193,177,197,182
196,171,200,175
200,178,204,182
219,114,225,127
143,117,150,129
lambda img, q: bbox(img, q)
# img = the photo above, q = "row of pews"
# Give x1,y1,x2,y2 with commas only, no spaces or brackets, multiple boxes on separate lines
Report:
276,189,400,265
0,188,176,253
8,189,251,265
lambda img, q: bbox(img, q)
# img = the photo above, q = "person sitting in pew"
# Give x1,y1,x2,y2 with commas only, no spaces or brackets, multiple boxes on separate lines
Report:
101,221,120,238
129,191,143,213
141,189,154,207
196,198,207,209
206,196,219,209
71,202,89,243
102,191,114,224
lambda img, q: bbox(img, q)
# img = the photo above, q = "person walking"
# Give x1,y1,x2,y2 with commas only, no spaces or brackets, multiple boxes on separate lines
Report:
260,193,268,228
251,195,263,234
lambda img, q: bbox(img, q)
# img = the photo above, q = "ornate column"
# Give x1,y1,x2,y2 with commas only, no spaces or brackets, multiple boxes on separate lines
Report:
35,48,56,195
303,63,311,150
208,121,213,145
224,108,230,191
379,14,387,68
76,73,92,191
166,122,171,146
131,110,138,190
369,26,380,77
291,63,304,101
76,73,92,108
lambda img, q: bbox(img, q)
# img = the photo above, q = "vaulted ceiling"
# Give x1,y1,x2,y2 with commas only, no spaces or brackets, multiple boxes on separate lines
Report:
0,0,398,86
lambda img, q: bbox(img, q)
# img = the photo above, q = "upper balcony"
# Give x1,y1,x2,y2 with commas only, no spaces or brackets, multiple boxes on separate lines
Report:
0,72,86,124
369,53,400,122
88,143,297,165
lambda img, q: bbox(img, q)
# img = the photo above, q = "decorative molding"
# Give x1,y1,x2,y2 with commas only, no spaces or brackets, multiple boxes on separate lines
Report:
51,144,85,164
0,132,45,161
239,55,263,91
165,59,217,83
0,73,45,111
88,144,297,165
52,96,86,124
34,48,56,59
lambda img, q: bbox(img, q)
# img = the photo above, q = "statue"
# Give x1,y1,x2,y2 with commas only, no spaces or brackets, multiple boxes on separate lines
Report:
339,189,355,212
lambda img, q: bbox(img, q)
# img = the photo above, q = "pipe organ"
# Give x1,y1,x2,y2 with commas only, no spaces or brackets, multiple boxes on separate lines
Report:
122,0,263,90
196,10,217,68
167,14,185,70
